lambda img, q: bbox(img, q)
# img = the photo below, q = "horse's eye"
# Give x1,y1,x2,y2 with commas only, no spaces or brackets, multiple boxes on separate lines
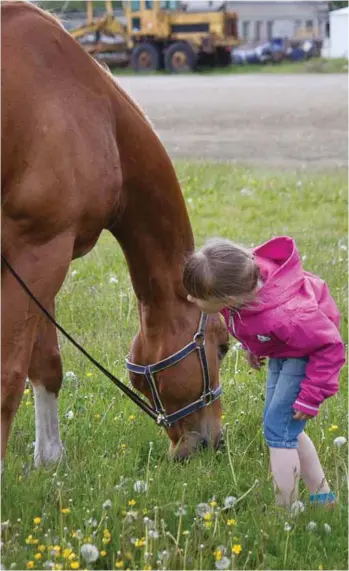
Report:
218,343,229,361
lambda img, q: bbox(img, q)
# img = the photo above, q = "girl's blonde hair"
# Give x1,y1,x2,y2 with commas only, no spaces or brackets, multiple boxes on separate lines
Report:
183,238,259,300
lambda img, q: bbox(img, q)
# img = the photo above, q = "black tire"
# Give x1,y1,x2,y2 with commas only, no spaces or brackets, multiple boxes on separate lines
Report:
165,42,197,73
131,42,160,72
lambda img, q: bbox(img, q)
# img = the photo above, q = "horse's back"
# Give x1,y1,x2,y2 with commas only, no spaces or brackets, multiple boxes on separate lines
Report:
1,2,121,251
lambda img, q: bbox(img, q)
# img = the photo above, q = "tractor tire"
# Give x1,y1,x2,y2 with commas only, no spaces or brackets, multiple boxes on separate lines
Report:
131,43,160,72
165,42,197,73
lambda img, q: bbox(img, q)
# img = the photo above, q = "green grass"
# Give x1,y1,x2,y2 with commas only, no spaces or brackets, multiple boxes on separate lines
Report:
112,58,348,76
2,163,348,571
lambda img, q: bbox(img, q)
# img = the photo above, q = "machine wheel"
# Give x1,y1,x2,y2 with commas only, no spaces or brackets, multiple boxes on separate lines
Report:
131,42,160,72
165,42,197,73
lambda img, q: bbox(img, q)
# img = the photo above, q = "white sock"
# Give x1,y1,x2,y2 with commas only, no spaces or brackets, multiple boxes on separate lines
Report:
269,447,300,505
298,432,330,495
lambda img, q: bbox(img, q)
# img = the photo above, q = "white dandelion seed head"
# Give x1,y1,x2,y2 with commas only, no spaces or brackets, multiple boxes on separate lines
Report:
109,276,118,284
1,521,10,531
149,529,159,539
43,562,54,570
333,436,347,447
65,371,77,380
196,503,212,517
215,556,231,570
65,410,74,420
324,523,332,534
124,510,138,523
80,543,100,563
175,506,187,516
306,521,317,531
223,496,237,509
284,522,292,532
71,270,78,277
102,499,112,510
290,500,305,517
74,530,83,540
134,479,148,493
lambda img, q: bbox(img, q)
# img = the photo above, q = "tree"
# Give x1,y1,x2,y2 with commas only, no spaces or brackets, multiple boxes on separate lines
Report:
328,1,348,10
37,1,123,13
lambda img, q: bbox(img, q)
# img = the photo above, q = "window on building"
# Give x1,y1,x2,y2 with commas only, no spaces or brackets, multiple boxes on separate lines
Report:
255,20,262,41
294,19,301,33
130,1,140,11
145,0,153,8
267,20,273,40
242,21,250,40
306,19,313,31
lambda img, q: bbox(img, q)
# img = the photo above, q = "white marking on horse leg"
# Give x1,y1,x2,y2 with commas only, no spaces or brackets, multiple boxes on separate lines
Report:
33,385,63,467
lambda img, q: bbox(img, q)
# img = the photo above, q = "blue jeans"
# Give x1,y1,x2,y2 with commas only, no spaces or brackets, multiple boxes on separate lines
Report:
263,357,309,449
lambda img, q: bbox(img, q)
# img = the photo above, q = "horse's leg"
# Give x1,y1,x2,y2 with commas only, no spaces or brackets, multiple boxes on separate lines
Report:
29,301,64,467
1,236,73,470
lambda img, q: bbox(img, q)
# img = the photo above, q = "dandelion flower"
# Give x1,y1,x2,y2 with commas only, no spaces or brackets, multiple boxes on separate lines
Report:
210,499,217,508
135,538,146,547
80,543,99,563
61,508,70,514
232,544,242,555
27,563,35,570
33,517,41,525
70,562,80,570
306,521,317,531
227,519,236,526
334,436,347,447
204,512,213,521
34,554,42,560
102,500,112,510
38,545,46,552
115,562,124,569
215,556,230,570
128,499,136,506
329,425,339,432
134,480,147,493
290,500,305,517
63,549,72,559
129,415,135,421
223,496,237,509
100,551,107,557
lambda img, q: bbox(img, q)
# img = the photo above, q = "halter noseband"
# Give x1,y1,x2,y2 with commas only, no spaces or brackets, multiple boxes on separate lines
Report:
126,312,222,427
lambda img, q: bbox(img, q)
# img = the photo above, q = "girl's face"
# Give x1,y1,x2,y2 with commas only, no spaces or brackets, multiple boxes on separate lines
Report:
187,287,259,314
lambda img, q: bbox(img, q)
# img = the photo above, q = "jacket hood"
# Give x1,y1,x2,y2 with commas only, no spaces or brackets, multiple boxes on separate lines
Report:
247,236,305,312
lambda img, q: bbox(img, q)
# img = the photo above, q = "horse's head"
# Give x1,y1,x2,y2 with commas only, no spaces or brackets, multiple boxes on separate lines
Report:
127,303,229,460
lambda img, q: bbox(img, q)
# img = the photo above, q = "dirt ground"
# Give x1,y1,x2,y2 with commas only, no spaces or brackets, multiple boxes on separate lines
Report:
116,74,348,170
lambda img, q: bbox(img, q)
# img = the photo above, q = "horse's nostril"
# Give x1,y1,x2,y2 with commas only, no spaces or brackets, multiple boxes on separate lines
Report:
200,438,209,449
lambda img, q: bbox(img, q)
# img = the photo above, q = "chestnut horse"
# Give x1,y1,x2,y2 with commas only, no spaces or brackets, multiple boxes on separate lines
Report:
1,1,228,468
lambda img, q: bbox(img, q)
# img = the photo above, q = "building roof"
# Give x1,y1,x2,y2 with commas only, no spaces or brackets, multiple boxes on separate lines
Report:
331,6,349,16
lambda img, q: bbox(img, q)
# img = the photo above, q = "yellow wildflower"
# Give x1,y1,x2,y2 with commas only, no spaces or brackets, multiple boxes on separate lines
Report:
135,538,145,547
115,562,124,569
95,413,100,419
129,415,135,421
61,508,70,514
86,372,93,377
125,552,133,560
128,499,136,506
53,545,61,553
33,517,41,525
53,565,63,571
34,553,42,560
205,521,213,529
100,551,107,557
24,388,30,395
68,553,76,561
214,549,223,561
26,535,39,545
227,519,237,526
63,548,73,558
104,529,111,539
27,562,34,570
204,512,212,521
182,530,190,536
210,500,217,508
221,414,226,420
232,544,242,555
38,545,46,552
329,425,339,432
121,443,127,450
143,566,152,570
70,562,80,570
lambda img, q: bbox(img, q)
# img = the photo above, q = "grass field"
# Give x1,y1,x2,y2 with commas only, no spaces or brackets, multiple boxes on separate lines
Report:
1,162,348,571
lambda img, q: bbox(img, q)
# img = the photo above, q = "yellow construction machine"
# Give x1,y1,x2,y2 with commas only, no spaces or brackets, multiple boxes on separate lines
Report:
68,0,239,72
69,0,128,67
125,0,239,72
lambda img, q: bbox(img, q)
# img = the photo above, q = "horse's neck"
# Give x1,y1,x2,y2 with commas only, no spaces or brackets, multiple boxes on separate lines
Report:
109,90,194,307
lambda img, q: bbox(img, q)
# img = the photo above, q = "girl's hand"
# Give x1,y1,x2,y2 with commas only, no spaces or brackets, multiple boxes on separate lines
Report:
244,351,265,370
293,410,313,421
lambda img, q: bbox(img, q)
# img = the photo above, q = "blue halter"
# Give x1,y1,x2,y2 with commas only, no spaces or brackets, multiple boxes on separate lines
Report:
126,312,222,428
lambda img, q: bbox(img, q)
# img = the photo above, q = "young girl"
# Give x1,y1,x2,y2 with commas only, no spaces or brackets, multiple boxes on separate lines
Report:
183,236,345,507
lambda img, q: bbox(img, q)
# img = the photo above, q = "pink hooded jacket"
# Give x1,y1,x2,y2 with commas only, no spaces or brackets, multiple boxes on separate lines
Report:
220,236,346,417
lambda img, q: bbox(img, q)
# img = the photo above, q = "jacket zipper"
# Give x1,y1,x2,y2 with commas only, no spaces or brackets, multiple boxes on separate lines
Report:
229,309,252,353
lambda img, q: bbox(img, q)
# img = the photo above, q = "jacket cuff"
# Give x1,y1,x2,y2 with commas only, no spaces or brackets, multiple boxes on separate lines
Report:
293,399,319,417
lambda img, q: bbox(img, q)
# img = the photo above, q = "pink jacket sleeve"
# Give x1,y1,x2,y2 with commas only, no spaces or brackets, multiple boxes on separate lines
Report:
276,309,346,416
